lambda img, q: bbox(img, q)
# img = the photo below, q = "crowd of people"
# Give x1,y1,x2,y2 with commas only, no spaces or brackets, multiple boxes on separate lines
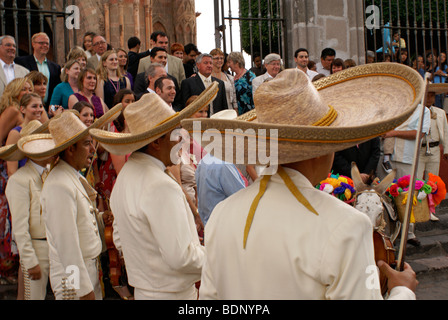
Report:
0,27,444,301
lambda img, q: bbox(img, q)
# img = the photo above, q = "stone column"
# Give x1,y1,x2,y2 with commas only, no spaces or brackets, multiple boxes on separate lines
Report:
118,0,125,48
133,0,141,39
283,0,365,67
144,0,152,50
103,0,111,43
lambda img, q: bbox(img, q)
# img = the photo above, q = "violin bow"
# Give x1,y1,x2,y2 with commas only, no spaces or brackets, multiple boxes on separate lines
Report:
396,77,430,271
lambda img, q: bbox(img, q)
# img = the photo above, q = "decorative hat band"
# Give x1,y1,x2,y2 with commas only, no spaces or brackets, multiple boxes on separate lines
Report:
312,105,338,127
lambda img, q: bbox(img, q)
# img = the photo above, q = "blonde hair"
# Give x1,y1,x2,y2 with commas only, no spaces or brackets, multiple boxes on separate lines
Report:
66,46,87,63
96,50,124,81
0,78,34,115
31,32,50,44
61,59,81,82
210,48,224,57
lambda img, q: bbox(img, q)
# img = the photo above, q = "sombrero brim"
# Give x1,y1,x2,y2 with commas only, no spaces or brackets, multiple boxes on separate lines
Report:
17,104,123,161
89,82,219,155
0,118,54,161
180,63,425,165
0,144,22,161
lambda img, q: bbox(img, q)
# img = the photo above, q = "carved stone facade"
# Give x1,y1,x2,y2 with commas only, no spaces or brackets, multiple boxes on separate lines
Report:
75,0,197,51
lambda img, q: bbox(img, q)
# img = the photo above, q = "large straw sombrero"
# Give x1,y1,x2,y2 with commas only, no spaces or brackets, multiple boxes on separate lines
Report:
17,104,123,161
0,120,49,161
89,82,219,155
0,110,81,161
180,63,425,165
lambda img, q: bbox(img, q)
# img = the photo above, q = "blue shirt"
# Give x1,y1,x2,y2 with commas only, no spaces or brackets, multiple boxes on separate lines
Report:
49,82,74,109
195,153,246,225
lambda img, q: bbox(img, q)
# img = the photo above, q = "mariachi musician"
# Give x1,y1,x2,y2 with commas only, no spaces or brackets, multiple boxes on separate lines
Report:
17,106,122,300
180,66,421,300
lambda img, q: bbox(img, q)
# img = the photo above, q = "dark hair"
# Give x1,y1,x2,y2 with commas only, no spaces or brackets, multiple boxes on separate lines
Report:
150,31,168,43
83,31,96,50
72,101,94,115
184,43,199,55
150,47,167,59
154,76,172,92
330,58,345,74
113,89,135,132
127,36,141,50
321,48,336,59
294,48,309,58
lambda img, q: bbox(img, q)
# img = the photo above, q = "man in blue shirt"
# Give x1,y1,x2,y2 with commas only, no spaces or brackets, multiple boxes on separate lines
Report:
196,152,246,226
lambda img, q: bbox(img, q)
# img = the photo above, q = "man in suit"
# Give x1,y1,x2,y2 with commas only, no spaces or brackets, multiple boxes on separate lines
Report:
183,43,199,79
14,32,61,107
252,53,282,93
20,112,104,300
137,31,185,87
86,35,108,71
134,63,167,101
127,36,150,80
0,35,29,96
6,153,55,300
134,48,181,109
180,53,228,116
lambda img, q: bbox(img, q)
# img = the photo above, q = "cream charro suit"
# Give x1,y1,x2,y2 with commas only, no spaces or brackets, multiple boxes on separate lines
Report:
417,106,448,179
5,161,49,300
0,62,29,96
41,160,102,300
111,152,204,299
199,167,415,300
137,54,186,88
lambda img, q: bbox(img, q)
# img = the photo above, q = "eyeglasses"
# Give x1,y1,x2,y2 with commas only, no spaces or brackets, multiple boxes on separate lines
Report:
35,41,50,46
93,41,106,46
213,56,224,60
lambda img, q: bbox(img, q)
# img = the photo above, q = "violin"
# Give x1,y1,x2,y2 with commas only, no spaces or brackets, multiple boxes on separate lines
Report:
96,182,122,287
373,230,396,296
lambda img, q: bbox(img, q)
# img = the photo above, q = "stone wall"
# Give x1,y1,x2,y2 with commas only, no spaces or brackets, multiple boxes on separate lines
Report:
283,0,365,67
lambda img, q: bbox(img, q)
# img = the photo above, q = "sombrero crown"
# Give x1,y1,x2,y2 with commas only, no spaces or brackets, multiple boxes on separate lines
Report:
181,63,425,165
18,104,122,161
89,82,219,155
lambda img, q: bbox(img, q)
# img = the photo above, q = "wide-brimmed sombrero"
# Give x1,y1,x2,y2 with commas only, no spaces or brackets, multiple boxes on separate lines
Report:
17,104,123,161
0,120,50,161
181,63,425,165
0,110,81,161
89,82,219,155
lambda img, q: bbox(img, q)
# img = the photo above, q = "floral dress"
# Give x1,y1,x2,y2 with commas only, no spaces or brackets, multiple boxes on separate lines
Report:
234,70,256,116
0,158,18,281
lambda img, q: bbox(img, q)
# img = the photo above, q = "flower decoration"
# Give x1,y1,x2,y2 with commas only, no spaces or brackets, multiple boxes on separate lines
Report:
316,173,356,203
387,174,446,208
428,173,446,206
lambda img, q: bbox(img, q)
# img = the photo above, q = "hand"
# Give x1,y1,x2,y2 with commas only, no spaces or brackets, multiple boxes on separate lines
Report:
28,264,42,280
382,131,395,139
48,105,63,117
377,260,418,293
102,210,114,226
79,291,96,300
